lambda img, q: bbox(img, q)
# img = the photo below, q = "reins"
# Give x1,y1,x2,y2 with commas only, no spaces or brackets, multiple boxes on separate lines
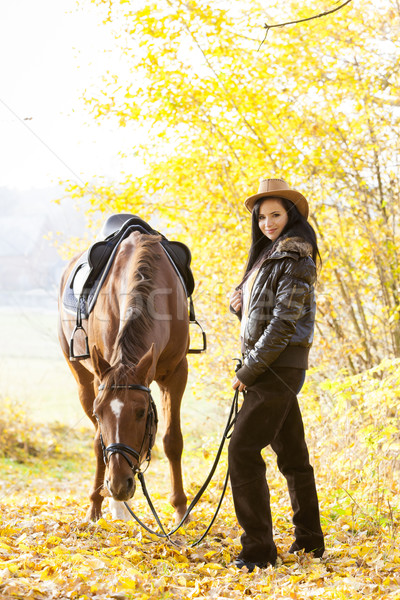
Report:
96,362,242,546
123,383,240,547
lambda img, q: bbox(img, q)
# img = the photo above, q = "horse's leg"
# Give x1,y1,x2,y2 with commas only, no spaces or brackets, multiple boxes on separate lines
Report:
158,357,189,523
64,358,106,521
88,423,107,521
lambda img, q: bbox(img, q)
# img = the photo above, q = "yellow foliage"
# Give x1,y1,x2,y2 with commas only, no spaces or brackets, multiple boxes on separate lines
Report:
0,397,45,461
62,0,400,381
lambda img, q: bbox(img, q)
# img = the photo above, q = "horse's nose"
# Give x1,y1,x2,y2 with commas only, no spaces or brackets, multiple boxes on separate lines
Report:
126,476,134,495
108,475,136,501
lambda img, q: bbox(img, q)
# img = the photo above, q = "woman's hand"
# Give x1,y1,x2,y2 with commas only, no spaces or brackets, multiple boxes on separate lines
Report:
230,289,242,313
232,376,246,392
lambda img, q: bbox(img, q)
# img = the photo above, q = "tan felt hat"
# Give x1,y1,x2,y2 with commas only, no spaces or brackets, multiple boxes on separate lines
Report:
244,178,309,219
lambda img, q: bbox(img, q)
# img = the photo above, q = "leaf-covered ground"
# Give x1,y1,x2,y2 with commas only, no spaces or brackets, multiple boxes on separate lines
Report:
0,452,399,600
0,360,399,599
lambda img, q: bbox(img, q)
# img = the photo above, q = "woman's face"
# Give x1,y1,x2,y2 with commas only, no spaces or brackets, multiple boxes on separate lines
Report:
258,198,288,242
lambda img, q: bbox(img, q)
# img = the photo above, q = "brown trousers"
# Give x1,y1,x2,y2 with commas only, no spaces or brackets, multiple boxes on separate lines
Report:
228,367,324,564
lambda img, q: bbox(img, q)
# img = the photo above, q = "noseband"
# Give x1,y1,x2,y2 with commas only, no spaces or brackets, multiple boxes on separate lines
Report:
95,384,158,474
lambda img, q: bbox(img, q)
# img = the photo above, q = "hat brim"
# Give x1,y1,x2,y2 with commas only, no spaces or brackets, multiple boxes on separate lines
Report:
244,189,309,219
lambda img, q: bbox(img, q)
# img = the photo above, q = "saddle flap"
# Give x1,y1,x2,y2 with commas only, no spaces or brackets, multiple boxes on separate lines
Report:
161,240,194,297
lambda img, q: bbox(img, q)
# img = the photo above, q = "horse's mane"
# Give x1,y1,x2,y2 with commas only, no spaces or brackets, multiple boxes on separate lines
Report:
104,233,161,386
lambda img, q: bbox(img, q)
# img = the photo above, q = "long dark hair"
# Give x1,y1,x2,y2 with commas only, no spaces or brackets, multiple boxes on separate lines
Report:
242,197,321,282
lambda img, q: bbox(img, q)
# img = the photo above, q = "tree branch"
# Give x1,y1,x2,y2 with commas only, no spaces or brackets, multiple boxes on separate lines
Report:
259,0,353,50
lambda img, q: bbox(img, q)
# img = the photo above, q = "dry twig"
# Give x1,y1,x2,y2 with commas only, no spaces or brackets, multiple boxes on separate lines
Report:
259,0,354,50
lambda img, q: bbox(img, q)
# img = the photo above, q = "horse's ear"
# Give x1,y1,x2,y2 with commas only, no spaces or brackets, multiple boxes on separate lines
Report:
135,343,155,385
91,345,111,381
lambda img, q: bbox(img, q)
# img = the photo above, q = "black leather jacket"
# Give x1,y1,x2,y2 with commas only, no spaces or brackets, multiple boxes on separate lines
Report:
233,236,317,386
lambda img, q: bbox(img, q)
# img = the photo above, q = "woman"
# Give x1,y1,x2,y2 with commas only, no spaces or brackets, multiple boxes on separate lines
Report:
229,178,324,572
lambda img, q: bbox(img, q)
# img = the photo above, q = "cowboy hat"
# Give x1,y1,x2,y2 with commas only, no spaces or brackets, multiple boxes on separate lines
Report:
244,178,309,219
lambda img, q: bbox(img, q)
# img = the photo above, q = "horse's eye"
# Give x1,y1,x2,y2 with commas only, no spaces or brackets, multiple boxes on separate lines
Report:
136,408,145,419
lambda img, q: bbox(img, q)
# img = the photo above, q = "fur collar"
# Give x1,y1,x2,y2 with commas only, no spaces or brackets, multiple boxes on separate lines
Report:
275,236,313,258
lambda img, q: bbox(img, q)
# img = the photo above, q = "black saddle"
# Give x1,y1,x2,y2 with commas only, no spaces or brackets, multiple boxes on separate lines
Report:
63,214,205,360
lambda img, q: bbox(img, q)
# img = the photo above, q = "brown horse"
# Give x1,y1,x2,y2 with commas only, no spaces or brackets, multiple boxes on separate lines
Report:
58,232,189,522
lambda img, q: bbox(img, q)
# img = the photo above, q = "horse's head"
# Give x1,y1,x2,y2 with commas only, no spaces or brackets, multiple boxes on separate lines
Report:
92,344,157,502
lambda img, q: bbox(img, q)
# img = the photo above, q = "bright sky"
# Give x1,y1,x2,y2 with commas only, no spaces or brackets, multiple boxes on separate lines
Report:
0,0,139,190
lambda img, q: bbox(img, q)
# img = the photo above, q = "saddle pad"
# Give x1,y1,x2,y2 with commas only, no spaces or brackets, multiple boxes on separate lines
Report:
62,258,102,318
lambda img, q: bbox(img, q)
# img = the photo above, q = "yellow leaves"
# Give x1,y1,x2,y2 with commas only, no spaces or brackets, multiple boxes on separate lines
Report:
95,517,114,531
7,563,19,574
44,535,62,548
117,575,137,590
175,573,194,587
0,425,400,600
167,548,190,563
116,565,145,590
0,541,14,552
201,561,225,571
123,547,143,562
39,565,57,580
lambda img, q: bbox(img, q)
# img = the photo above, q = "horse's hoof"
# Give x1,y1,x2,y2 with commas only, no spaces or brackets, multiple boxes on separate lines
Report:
175,508,191,527
85,507,102,522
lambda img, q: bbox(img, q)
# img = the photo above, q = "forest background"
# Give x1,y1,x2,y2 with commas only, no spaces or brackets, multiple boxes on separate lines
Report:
0,0,400,598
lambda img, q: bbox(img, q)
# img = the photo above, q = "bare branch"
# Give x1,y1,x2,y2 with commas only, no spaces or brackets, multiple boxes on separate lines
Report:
259,0,353,50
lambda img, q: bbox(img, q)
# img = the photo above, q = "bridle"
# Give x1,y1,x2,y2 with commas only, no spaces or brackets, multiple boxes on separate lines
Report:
94,384,158,474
